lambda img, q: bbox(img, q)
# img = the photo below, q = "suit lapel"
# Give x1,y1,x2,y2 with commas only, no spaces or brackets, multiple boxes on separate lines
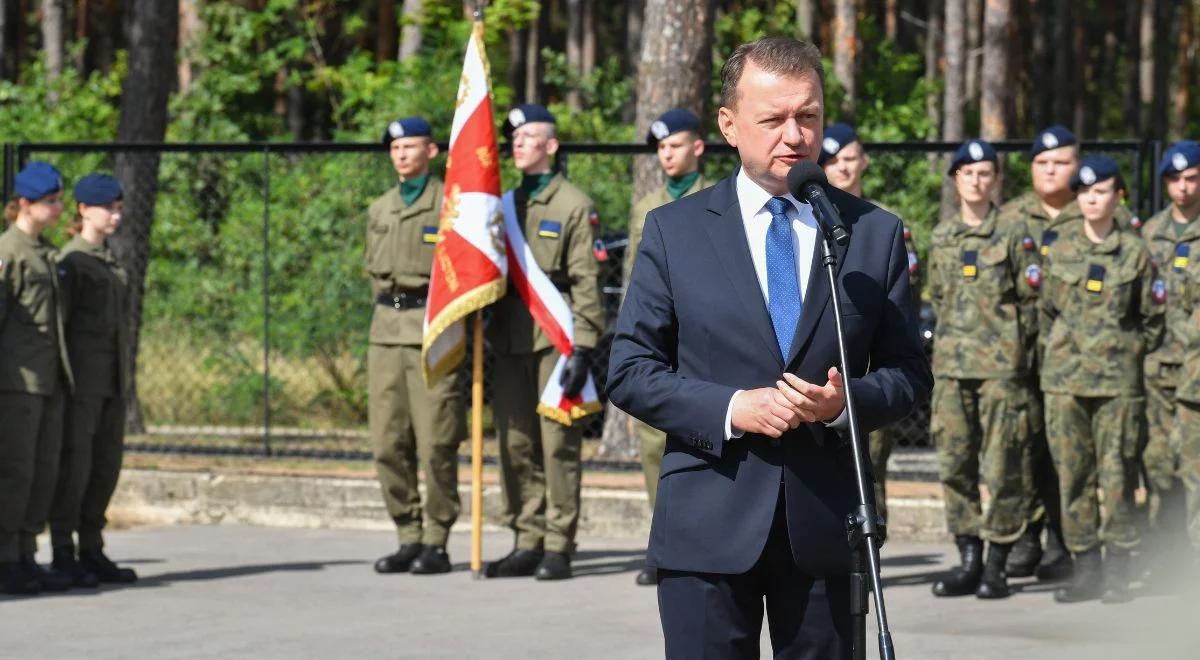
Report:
702,176,784,367
786,201,852,367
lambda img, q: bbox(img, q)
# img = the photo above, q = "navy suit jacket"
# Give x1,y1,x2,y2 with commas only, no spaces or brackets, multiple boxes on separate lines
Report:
607,173,932,577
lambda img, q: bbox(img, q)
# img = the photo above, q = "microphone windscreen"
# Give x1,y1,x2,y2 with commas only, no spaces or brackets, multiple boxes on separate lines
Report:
786,161,828,199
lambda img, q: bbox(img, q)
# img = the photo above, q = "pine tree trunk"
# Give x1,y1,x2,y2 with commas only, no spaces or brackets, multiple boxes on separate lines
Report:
110,0,179,434
399,0,422,61
796,0,815,41
940,0,965,221
177,0,200,95
1150,0,1177,141
979,0,1008,140
566,0,584,109
600,0,715,460
925,0,942,139
582,0,596,76
1123,0,1142,136
524,5,548,103
378,0,397,62
833,0,857,120
40,0,64,102
0,0,7,80
508,26,527,104
1170,0,1194,139
965,0,981,109
624,0,645,120
1052,0,1072,123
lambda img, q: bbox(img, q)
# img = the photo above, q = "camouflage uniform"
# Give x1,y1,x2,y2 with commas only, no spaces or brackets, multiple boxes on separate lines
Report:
625,174,708,507
863,198,921,521
1168,222,1200,551
1139,208,1200,540
928,206,1040,543
1039,222,1164,553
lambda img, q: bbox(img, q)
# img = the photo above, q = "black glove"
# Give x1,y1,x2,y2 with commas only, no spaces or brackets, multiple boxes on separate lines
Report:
560,348,592,399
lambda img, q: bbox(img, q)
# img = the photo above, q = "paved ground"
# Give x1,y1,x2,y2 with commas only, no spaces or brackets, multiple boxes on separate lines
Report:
2,525,1197,659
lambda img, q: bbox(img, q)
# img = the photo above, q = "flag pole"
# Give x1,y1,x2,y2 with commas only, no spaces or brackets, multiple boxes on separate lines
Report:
471,310,485,578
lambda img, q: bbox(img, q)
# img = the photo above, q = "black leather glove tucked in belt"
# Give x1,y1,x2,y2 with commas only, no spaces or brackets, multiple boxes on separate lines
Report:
376,287,428,309
560,347,592,399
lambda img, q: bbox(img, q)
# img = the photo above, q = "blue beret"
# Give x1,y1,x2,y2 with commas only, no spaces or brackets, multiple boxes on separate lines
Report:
505,104,555,137
1071,155,1122,191
948,139,997,175
13,161,63,200
1159,140,1200,176
1031,125,1077,157
646,109,701,145
381,116,432,145
818,123,859,166
73,173,123,205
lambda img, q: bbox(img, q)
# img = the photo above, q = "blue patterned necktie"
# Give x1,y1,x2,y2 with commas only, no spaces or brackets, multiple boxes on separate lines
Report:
765,196,802,359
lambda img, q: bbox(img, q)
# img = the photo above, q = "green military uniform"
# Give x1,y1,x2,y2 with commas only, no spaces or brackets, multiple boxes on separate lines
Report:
365,175,466,548
48,235,130,553
997,192,1087,537
624,172,707,507
487,172,604,555
1171,287,1200,552
863,198,921,521
0,224,73,563
928,206,1039,543
1038,222,1164,553
1139,208,1200,540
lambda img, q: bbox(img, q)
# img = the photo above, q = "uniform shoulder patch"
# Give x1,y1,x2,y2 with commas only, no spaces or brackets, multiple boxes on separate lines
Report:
588,210,600,226
1151,278,1167,304
538,220,562,239
907,251,919,274
1022,236,1036,251
422,226,440,244
592,238,609,262
1024,264,1042,288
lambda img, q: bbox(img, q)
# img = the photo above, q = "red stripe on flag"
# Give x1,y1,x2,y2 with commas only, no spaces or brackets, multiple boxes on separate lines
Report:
504,243,574,356
426,230,504,321
445,98,501,196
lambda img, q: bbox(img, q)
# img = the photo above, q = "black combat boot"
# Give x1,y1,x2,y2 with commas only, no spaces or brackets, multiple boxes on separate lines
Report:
1036,524,1073,582
409,545,452,575
484,548,544,578
78,547,138,583
373,543,423,574
20,554,72,592
635,564,657,586
976,542,1014,599
1006,521,1043,578
932,535,984,597
0,561,40,596
534,551,573,581
51,546,99,589
1101,546,1133,604
1054,547,1102,603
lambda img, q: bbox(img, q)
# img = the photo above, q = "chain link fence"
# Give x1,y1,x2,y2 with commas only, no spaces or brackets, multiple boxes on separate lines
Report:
7,139,1160,465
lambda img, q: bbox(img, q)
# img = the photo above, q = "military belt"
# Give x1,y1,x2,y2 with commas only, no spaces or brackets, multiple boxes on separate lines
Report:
376,287,428,309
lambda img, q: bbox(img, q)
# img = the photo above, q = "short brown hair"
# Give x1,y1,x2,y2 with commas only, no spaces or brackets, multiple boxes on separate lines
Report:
720,37,825,109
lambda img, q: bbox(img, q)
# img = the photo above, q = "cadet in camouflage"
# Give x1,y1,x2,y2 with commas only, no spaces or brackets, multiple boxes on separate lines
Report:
1139,141,1200,565
366,117,466,576
928,140,1039,600
1039,156,1164,604
0,162,73,596
624,108,710,587
819,122,921,523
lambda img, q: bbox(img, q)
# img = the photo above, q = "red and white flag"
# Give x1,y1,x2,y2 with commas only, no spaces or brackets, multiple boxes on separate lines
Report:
422,23,506,384
500,192,602,426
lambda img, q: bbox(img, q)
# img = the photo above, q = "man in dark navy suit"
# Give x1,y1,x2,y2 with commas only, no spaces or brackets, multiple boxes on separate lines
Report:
607,37,931,659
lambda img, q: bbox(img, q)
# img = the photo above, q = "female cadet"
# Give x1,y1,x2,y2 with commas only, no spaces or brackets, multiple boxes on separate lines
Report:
0,162,73,595
47,174,137,585
928,140,1041,600
1040,155,1164,604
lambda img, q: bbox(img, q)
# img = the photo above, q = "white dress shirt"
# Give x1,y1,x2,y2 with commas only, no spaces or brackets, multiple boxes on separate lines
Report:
723,169,844,439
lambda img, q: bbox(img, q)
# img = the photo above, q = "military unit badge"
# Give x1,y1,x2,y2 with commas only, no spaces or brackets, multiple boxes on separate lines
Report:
1152,279,1168,304
1024,264,1042,288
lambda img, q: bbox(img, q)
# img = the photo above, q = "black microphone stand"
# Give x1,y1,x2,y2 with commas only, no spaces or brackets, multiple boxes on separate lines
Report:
817,228,896,660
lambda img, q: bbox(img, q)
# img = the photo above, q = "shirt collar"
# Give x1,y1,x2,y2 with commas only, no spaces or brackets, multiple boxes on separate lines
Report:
736,167,806,219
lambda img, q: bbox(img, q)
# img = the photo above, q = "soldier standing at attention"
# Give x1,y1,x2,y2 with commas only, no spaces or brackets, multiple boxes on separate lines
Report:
1139,141,1200,571
0,162,73,595
928,140,1040,600
819,122,921,524
624,108,709,587
47,174,136,586
366,117,466,576
997,125,1080,582
1040,156,1163,604
484,104,604,581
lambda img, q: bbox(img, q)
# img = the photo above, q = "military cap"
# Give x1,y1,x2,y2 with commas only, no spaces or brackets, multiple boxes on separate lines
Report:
818,123,859,166
1159,140,1200,176
381,116,433,145
1070,155,1122,191
646,109,701,145
948,139,997,175
13,161,63,200
1031,125,1077,157
505,103,555,138
73,173,123,205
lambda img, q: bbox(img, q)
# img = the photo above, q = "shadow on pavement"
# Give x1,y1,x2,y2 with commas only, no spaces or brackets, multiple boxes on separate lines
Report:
136,559,366,587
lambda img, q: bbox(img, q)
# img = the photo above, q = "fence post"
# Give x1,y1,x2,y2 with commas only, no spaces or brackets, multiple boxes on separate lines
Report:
262,146,273,456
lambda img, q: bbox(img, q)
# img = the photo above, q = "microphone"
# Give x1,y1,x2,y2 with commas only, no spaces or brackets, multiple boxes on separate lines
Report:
787,161,850,246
